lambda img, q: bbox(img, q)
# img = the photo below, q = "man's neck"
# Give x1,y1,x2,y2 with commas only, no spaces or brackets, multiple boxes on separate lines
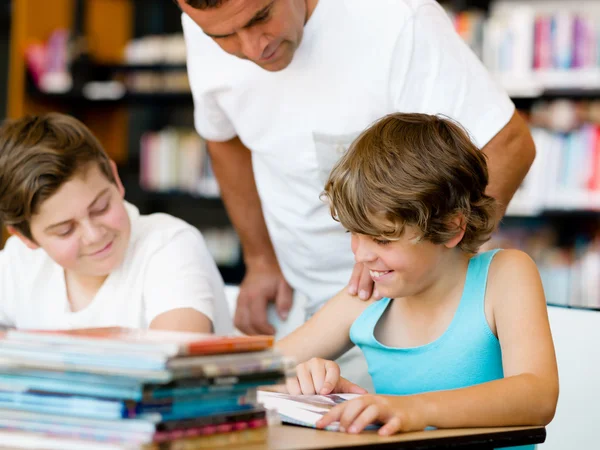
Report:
305,0,319,23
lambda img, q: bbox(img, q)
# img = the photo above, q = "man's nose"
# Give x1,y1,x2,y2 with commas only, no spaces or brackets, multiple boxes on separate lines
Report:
238,29,268,62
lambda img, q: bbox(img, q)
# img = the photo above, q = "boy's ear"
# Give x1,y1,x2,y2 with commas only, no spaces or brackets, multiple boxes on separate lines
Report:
444,214,466,249
109,160,125,198
6,226,39,250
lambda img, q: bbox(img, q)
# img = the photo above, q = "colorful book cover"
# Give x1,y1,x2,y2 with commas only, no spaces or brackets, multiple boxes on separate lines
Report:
5,327,274,357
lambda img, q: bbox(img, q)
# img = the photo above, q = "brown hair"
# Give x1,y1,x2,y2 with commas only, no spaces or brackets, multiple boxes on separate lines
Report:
0,113,115,240
323,113,497,254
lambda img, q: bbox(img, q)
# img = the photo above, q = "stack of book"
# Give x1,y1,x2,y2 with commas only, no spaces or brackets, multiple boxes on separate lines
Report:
0,327,291,449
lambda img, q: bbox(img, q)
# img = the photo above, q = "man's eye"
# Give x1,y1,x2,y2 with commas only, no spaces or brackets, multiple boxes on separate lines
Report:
254,11,270,23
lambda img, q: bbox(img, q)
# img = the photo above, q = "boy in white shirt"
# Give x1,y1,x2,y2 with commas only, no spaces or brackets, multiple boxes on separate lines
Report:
0,113,232,334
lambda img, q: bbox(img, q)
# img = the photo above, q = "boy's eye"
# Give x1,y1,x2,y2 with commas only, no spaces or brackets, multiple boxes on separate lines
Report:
56,226,74,237
373,237,391,246
92,200,110,215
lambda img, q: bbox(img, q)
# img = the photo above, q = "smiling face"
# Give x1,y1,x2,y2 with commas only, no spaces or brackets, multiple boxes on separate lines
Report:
351,227,459,300
18,163,131,278
179,0,315,71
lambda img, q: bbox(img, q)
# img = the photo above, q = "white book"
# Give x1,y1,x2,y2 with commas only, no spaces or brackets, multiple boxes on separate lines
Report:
257,391,379,432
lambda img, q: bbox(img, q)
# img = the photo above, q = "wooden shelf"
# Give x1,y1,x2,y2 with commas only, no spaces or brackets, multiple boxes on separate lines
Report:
27,87,194,106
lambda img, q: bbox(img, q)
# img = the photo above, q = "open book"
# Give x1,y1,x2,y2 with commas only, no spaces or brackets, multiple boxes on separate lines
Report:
257,391,380,432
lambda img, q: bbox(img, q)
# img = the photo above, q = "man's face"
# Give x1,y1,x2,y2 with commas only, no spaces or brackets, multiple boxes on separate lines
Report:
179,0,314,72
24,163,131,278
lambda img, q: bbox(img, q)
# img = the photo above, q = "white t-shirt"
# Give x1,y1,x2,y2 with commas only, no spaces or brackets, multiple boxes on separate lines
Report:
183,0,515,312
0,202,233,334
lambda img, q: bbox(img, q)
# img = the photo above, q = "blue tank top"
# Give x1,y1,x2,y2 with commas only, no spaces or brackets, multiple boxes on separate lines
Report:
349,250,533,450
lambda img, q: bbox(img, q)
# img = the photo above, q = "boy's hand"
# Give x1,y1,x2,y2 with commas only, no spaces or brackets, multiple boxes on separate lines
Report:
316,395,429,436
286,358,368,395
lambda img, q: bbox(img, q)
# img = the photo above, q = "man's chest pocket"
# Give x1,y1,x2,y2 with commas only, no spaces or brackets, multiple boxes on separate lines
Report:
312,132,361,186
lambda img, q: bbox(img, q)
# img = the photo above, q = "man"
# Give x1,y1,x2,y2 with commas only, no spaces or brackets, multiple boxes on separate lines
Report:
177,0,535,372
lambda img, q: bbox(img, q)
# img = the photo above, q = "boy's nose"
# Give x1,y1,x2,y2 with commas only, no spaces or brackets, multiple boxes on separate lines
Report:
80,220,104,244
353,238,377,264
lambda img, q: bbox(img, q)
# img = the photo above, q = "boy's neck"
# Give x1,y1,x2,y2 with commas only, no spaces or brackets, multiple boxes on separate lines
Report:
403,250,472,309
63,270,109,313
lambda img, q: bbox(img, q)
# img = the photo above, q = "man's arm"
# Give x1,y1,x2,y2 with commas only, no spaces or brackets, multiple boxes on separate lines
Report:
207,137,293,335
482,111,536,221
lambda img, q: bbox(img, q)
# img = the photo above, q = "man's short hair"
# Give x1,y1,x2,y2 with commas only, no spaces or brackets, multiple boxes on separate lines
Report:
323,113,497,254
0,113,115,240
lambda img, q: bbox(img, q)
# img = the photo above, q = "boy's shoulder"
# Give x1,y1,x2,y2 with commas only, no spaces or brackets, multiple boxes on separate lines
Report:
486,248,540,299
2,235,51,269
489,248,536,273
129,204,203,250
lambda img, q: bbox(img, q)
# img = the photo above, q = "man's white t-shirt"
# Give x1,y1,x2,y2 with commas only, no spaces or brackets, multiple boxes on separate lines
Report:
183,0,515,313
0,202,233,334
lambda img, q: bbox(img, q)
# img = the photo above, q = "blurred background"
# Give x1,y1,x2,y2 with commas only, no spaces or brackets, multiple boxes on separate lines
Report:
0,0,599,448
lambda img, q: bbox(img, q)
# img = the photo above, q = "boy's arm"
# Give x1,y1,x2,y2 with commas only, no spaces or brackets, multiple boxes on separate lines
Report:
319,250,558,434
400,250,557,428
144,230,222,333
275,291,373,364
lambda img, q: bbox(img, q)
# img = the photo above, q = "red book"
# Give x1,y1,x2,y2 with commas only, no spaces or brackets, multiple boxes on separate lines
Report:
5,327,274,357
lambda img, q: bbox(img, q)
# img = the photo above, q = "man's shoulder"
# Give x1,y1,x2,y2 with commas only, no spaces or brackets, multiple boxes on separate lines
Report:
340,0,438,19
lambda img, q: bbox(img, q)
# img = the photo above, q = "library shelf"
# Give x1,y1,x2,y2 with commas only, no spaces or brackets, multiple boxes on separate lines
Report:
27,88,193,106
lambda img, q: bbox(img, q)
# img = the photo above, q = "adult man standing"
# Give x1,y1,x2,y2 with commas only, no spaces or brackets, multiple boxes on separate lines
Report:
177,0,535,384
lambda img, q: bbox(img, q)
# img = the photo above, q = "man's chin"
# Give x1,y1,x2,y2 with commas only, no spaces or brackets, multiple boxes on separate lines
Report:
257,50,294,72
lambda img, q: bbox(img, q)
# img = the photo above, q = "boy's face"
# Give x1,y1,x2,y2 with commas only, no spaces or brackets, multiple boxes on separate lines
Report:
179,0,315,72
351,226,459,300
18,163,131,278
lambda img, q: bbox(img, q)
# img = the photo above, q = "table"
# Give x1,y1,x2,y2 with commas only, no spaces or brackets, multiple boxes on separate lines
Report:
237,424,546,449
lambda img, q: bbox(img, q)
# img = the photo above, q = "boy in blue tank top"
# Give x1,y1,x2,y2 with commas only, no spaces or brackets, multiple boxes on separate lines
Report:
276,113,558,444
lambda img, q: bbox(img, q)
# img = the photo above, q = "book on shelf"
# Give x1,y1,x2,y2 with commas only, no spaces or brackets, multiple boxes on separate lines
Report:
257,391,380,432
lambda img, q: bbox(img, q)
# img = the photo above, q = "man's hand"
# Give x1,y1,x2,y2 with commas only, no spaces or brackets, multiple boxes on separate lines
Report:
347,262,380,301
234,264,293,335
317,394,429,436
286,358,367,396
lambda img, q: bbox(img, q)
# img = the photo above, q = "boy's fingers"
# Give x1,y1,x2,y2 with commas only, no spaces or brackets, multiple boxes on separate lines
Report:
378,416,402,436
347,404,380,434
339,399,367,430
296,364,317,395
285,376,302,396
316,404,344,429
320,361,341,394
308,360,327,395
336,377,368,394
